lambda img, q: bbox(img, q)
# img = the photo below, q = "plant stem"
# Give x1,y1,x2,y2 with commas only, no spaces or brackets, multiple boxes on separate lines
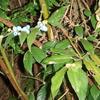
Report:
21,75,45,84
39,0,49,19
61,28,82,59
17,0,22,7
33,63,41,92
39,0,54,41
81,0,90,10
0,46,28,100
58,89,69,100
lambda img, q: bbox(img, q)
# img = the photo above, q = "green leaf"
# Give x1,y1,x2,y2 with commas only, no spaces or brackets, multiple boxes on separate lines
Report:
8,96,17,100
90,85,100,100
51,48,76,56
0,9,8,19
86,93,94,100
19,32,27,46
24,3,36,16
48,6,67,28
42,41,56,51
8,38,16,50
75,25,84,38
42,54,73,65
43,65,54,78
83,59,100,85
87,35,96,41
23,50,35,75
80,39,94,52
31,46,46,63
90,54,100,65
0,23,4,27
91,15,97,29
23,78,34,92
54,39,70,49
14,45,23,54
46,0,59,9
27,28,39,51
0,0,9,10
54,63,64,72
4,34,14,46
67,68,88,100
28,93,35,100
84,9,92,17
37,85,47,100
65,61,82,69
12,16,30,25
51,67,67,98
95,27,100,32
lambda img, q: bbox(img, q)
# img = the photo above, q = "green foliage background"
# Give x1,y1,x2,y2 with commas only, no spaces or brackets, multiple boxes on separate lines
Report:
0,0,100,100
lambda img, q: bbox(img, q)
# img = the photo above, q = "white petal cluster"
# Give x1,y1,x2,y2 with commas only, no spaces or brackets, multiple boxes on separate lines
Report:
37,21,48,32
12,25,30,36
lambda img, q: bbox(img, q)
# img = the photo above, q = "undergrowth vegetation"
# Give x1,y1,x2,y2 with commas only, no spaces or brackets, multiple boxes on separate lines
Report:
0,0,100,100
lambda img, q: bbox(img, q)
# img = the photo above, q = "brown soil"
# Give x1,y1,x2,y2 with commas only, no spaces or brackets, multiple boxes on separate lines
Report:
0,75,11,100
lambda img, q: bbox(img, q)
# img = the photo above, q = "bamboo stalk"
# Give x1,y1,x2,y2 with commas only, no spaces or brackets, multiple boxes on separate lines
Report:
0,46,28,100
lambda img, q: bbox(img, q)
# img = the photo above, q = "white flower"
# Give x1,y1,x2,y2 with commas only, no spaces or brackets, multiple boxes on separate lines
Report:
16,26,22,31
12,25,30,36
12,26,21,36
37,21,48,32
13,26,21,31
39,25,48,32
13,31,21,36
21,25,30,34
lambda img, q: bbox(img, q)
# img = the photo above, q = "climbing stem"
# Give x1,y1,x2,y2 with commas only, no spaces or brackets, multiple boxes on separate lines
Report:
39,0,54,41
0,46,28,100
39,0,49,19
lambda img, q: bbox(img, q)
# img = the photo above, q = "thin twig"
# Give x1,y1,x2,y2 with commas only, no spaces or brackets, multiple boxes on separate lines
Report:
77,0,90,36
58,89,69,100
69,0,74,20
21,75,45,84
61,28,82,59
17,0,22,7
94,41,100,49
81,0,90,10
62,79,72,100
